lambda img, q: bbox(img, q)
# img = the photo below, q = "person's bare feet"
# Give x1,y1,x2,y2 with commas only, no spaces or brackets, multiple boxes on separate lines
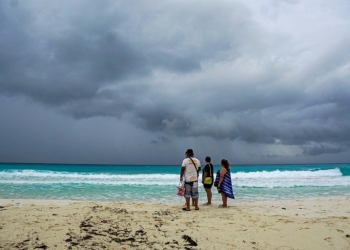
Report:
184,203,196,206
203,203,212,206
218,204,228,208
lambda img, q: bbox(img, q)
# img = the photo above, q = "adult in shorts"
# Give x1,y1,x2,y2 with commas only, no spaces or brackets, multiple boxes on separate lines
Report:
180,149,201,211
202,156,214,205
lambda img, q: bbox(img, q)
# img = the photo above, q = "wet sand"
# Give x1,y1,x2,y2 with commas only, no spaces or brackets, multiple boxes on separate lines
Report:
0,197,349,249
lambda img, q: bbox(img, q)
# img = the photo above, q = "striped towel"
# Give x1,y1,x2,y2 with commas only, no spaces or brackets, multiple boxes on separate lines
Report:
215,169,235,199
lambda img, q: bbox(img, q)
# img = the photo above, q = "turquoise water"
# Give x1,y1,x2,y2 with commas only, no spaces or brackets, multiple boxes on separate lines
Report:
0,163,349,203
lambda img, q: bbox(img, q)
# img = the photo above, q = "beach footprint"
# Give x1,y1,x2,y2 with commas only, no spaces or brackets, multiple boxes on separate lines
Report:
324,237,334,247
276,246,294,250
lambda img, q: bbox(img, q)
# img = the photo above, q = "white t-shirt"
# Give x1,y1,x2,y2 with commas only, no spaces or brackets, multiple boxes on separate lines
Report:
182,157,201,182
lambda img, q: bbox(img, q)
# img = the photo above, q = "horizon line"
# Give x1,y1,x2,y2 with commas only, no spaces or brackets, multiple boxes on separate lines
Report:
0,161,349,167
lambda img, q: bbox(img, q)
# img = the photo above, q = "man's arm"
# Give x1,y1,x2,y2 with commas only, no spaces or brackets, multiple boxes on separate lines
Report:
180,167,185,181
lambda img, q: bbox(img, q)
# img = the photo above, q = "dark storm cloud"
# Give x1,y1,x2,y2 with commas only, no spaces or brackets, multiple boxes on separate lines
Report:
1,0,238,108
150,135,172,145
1,0,350,163
0,1,150,107
302,143,349,156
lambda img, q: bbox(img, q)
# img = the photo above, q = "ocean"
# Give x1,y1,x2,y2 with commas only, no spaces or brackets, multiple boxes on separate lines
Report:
0,163,349,203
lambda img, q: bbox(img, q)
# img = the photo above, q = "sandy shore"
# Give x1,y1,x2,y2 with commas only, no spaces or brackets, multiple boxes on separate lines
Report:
0,197,349,250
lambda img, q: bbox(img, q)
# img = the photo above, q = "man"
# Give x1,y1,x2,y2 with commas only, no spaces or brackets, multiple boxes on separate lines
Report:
180,149,201,211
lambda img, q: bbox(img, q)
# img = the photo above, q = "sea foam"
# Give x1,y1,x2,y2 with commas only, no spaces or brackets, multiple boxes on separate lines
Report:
0,168,349,188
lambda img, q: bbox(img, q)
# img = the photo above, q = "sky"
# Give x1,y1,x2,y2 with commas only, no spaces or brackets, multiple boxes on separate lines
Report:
1,0,350,165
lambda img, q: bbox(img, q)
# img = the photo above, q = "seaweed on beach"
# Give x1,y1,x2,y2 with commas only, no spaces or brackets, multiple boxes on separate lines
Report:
63,206,199,250
13,236,48,250
153,209,171,216
34,244,48,249
182,235,198,246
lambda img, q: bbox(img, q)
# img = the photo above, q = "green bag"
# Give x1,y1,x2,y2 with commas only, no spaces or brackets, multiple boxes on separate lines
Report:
203,164,212,184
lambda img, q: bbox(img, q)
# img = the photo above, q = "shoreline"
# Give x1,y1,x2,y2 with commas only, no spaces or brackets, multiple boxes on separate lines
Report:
1,195,349,206
2,161,349,166
1,197,349,249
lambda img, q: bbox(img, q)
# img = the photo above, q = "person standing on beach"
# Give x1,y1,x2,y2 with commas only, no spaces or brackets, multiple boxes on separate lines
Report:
216,159,234,208
202,156,214,205
180,149,201,211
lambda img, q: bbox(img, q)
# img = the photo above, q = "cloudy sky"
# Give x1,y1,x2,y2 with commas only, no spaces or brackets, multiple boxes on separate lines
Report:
1,0,350,165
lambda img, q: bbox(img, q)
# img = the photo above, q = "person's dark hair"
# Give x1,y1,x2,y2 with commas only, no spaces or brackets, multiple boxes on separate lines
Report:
186,149,194,157
205,156,211,162
221,159,230,169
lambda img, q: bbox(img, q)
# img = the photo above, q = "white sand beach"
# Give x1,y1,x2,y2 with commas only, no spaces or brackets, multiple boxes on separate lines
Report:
0,197,350,249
